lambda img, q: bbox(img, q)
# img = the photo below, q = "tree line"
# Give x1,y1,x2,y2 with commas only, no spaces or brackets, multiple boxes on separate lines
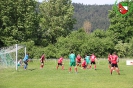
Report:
0,0,133,59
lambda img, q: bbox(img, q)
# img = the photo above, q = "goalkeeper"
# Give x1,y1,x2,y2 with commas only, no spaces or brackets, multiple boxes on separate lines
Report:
23,53,29,70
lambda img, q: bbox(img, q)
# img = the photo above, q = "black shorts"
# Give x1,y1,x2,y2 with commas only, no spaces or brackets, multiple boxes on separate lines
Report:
24,61,28,65
91,61,96,64
108,61,111,64
111,63,118,67
58,63,62,66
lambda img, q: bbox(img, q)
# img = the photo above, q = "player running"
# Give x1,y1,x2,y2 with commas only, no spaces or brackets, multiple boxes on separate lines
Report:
76,54,82,67
69,51,77,73
90,54,97,70
40,53,45,69
56,56,64,70
85,54,90,69
110,52,120,75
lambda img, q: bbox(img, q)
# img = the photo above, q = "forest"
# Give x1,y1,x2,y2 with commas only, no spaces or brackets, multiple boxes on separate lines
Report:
0,0,133,59
73,3,112,31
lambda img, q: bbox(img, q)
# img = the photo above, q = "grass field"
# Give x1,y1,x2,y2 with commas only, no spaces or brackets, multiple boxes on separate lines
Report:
0,59,133,88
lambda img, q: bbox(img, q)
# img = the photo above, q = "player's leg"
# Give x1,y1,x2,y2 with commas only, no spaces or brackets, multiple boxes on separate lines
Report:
74,62,78,72
94,62,96,70
57,63,60,69
62,65,64,70
115,64,120,75
24,61,27,70
90,62,92,69
79,63,81,67
116,68,120,75
61,63,64,70
40,62,44,69
110,64,114,75
69,62,72,72
87,63,90,69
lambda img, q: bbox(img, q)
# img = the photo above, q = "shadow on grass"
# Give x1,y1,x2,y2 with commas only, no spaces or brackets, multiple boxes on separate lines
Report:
28,68,36,71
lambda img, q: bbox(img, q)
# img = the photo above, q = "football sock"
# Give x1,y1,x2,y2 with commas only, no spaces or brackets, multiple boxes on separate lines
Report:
69,67,72,72
62,66,64,70
94,65,96,69
56,66,59,69
75,68,77,72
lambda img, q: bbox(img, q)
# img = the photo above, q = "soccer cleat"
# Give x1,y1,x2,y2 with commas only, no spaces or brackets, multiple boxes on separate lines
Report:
118,73,120,75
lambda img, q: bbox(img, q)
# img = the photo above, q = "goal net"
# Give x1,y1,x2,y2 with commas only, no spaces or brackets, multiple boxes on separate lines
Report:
0,44,26,70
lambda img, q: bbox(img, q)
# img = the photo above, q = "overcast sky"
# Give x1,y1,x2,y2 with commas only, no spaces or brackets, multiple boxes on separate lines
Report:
38,0,123,5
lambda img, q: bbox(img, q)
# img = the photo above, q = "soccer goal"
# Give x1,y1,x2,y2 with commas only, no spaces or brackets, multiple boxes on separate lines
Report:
0,44,26,70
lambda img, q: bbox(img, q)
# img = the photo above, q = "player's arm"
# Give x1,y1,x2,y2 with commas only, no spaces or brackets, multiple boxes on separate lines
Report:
40,57,42,62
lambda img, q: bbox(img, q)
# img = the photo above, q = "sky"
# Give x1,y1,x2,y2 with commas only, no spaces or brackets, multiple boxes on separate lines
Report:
38,0,123,5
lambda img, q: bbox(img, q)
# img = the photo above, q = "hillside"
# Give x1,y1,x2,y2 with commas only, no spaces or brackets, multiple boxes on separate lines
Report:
73,3,113,31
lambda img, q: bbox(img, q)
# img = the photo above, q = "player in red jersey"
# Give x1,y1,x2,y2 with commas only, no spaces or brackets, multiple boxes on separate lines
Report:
90,54,97,70
82,59,87,69
108,53,112,69
110,52,120,75
40,53,45,69
56,56,64,70
76,54,82,67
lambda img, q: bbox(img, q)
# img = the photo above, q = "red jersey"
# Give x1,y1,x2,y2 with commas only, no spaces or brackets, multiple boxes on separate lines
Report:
90,54,96,62
58,57,63,63
82,60,87,67
108,54,112,61
111,55,118,64
76,55,81,62
40,55,45,62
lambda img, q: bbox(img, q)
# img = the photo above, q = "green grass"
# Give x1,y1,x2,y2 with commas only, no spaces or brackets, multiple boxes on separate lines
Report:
0,59,133,88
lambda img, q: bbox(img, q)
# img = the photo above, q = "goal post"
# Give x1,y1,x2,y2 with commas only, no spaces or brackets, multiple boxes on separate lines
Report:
0,44,26,70
15,44,26,70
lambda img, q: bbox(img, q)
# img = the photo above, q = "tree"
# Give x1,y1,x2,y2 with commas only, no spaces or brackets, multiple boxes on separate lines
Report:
0,0,39,46
114,41,130,57
83,20,91,33
108,1,133,43
72,3,112,31
39,0,76,44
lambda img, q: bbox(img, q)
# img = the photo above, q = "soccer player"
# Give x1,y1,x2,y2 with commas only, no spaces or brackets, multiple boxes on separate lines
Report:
69,51,77,73
17,59,22,67
56,56,64,70
40,53,45,69
76,54,82,67
90,53,97,70
108,53,112,69
110,52,120,75
85,54,90,69
82,59,87,69
23,53,29,70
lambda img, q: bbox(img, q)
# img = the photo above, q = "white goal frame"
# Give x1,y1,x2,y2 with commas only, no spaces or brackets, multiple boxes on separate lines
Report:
15,44,26,71
0,44,26,71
